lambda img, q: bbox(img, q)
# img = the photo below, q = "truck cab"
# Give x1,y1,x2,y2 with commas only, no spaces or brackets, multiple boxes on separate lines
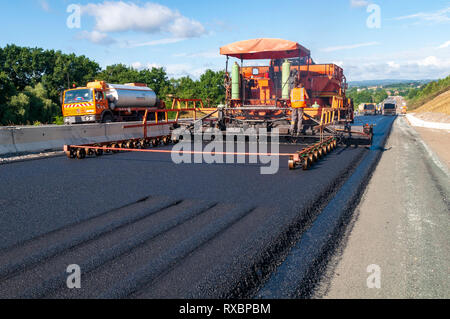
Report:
383,103,397,116
363,103,376,116
62,81,110,125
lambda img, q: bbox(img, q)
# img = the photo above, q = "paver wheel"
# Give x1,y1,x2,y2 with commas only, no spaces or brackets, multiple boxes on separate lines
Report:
302,157,310,170
76,148,86,159
288,160,296,170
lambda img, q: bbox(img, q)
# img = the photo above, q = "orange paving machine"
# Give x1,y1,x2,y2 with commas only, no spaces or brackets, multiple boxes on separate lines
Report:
217,39,371,146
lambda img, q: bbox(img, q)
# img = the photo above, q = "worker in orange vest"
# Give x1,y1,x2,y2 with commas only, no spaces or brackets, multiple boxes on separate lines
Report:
290,83,309,136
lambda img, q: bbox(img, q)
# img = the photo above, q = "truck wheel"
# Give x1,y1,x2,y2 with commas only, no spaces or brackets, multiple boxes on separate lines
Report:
102,113,113,123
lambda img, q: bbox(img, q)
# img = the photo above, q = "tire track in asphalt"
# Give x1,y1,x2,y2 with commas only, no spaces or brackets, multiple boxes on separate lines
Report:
0,196,182,281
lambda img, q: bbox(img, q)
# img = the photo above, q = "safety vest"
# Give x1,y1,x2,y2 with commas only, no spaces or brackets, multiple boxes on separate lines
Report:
290,88,307,108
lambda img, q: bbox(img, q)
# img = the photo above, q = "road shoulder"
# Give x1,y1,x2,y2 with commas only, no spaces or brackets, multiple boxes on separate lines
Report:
316,117,450,299
414,127,450,169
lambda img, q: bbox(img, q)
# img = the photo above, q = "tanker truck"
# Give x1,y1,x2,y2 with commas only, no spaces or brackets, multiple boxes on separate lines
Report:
61,81,162,124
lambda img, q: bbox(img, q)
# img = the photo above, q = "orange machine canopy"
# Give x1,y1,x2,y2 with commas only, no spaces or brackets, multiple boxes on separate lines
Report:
220,38,310,60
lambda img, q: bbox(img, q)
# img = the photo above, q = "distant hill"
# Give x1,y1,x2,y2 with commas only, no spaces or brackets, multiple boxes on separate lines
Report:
348,79,433,88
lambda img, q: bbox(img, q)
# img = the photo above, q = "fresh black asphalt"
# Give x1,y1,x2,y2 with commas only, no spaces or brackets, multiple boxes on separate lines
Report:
0,116,394,298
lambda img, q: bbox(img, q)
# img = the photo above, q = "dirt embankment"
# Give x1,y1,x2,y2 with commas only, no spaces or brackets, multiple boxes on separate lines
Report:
413,89,450,118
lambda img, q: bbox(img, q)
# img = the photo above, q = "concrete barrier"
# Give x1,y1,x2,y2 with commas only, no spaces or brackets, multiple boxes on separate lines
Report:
0,122,171,156
0,128,17,154
105,122,170,142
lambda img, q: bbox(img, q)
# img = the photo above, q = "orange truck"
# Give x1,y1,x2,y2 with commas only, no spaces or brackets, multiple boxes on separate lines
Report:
62,81,161,124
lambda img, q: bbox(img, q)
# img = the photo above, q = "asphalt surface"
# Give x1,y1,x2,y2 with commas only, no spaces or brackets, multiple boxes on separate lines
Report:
0,116,393,298
319,117,449,298
255,114,396,298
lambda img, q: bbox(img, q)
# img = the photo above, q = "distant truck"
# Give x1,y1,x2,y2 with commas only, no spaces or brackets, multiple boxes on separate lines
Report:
383,102,397,116
363,103,376,116
376,104,383,115
62,81,161,124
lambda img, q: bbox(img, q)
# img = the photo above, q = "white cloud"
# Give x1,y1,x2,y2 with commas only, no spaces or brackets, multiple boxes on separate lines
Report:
438,40,450,49
173,50,221,59
165,63,201,78
38,0,50,12
343,56,450,81
77,31,116,45
166,15,206,38
387,61,400,69
416,56,440,67
131,62,144,70
131,62,161,70
321,42,379,52
124,37,185,48
394,7,450,24
130,62,218,79
81,1,206,38
320,45,450,81
350,0,369,8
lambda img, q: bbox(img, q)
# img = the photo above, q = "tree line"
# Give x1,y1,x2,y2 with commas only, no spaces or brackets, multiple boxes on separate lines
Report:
346,87,388,108
346,75,450,111
0,45,225,125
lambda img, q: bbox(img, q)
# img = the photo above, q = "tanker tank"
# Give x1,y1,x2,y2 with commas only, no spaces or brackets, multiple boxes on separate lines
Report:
105,83,158,110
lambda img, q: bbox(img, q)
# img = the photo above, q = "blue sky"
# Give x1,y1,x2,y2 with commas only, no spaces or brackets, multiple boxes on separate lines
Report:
1,0,449,81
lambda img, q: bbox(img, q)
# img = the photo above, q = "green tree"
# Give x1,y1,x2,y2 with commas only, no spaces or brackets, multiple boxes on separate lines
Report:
97,64,139,84
0,83,59,125
347,87,388,107
198,70,225,106
0,45,100,105
407,75,450,110
43,52,100,102
373,89,388,104
24,83,60,123
138,67,171,96
1,45,35,90
2,92,29,124
0,71,17,124
174,76,200,100
0,71,16,103
0,44,231,125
